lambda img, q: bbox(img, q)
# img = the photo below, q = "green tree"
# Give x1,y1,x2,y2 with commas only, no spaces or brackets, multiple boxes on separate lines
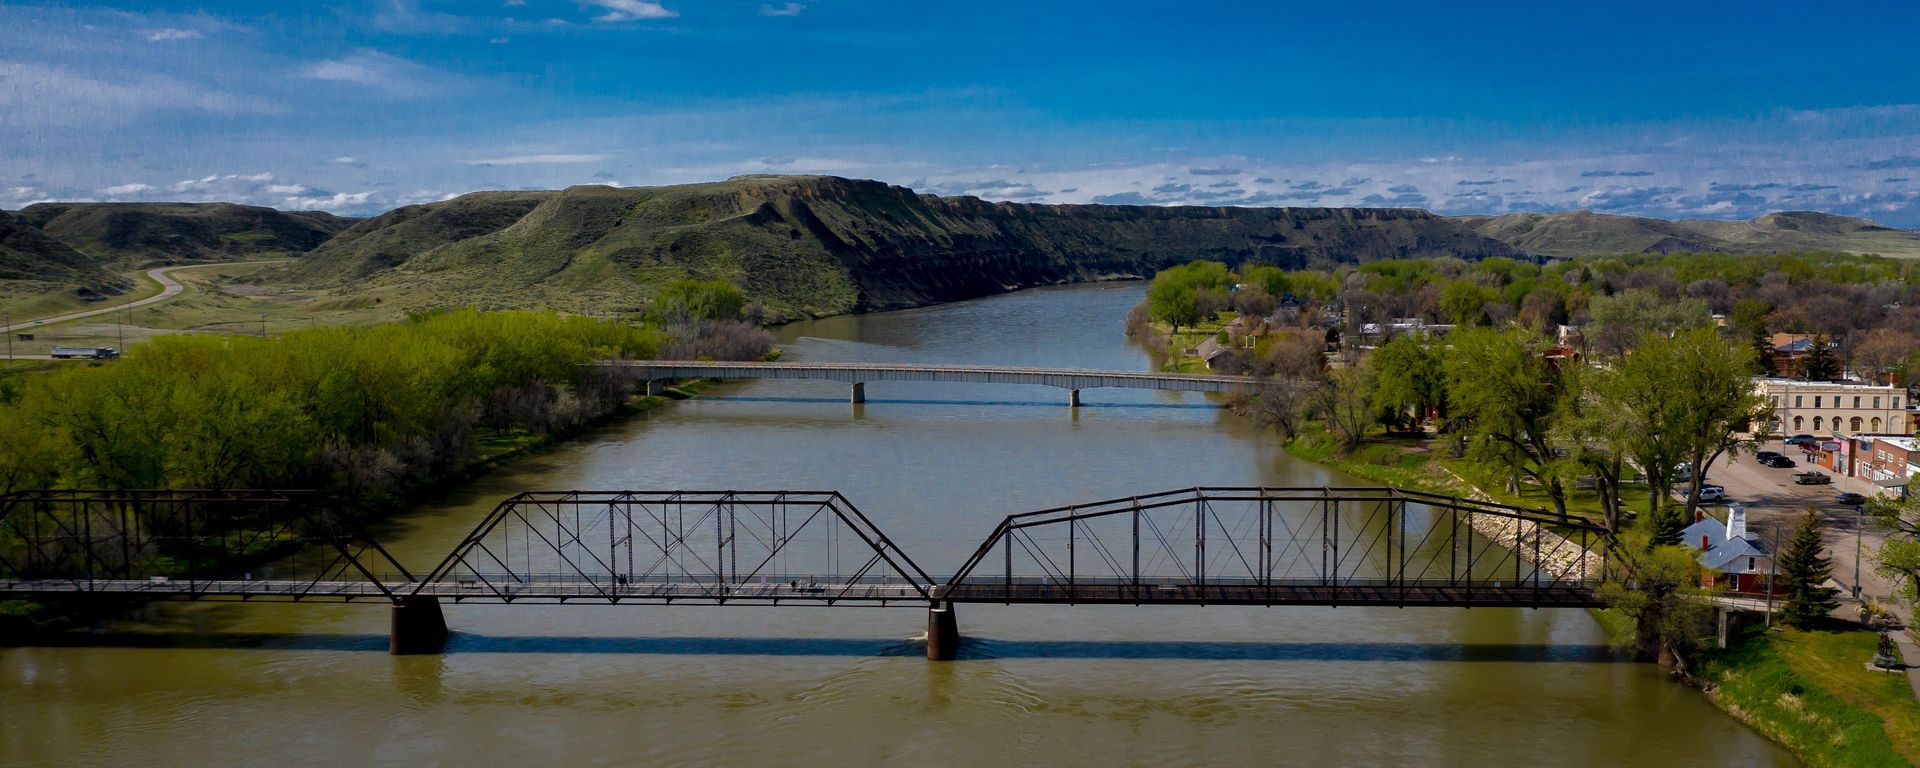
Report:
1799,334,1840,381
1777,509,1840,628
1147,280,1201,334
1553,364,1627,531
1369,335,1444,432
1871,492,1920,606
1443,328,1571,517
1598,543,1715,674
1438,280,1494,326
1315,364,1375,452
1586,290,1711,356
654,279,747,321
1661,328,1770,522
1749,325,1778,376
1239,265,1290,298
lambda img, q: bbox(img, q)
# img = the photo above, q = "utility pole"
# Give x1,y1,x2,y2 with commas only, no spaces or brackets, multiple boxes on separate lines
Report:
4,311,11,366
260,311,268,338
1765,522,1778,628
1856,504,1865,599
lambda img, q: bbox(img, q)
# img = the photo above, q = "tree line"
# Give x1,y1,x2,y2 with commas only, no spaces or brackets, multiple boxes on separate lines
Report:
0,281,771,504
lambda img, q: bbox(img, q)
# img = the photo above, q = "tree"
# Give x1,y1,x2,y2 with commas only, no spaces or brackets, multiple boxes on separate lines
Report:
1872,492,1920,606
1553,365,1627,531
1850,328,1919,386
1799,334,1840,381
1443,328,1571,517
1749,325,1778,376
1599,543,1715,674
1147,280,1201,334
1586,290,1711,357
654,279,746,321
1660,328,1770,523
1315,364,1374,452
1438,280,1494,326
1777,509,1840,628
1240,265,1290,298
1370,335,1445,432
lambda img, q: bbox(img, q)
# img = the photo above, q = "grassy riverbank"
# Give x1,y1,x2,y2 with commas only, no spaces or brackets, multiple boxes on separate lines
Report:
1700,627,1920,767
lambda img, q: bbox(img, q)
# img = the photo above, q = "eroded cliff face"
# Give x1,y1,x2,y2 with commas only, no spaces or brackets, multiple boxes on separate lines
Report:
288,175,1527,317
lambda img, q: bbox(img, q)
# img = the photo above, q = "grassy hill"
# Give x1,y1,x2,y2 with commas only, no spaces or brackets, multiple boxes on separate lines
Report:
283,175,1524,319
0,209,132,307
1461,210,1920,259
15,202,356,266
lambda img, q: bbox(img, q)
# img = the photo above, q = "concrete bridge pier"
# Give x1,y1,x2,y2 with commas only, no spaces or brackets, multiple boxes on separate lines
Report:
390,596,449,655
851,382,866,404
1068,389,1081,408
926,602,959,661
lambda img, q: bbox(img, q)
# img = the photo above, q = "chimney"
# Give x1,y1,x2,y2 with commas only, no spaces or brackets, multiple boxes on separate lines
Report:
1727,504,1748,541
1696,509,1704,522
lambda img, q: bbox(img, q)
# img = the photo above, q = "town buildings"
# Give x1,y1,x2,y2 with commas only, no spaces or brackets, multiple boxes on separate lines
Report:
1680,505,1771,594
1754,378,1907,437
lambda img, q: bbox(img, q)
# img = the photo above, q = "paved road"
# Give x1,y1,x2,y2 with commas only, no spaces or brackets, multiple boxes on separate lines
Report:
1702,442,1882,596
0,260,285,335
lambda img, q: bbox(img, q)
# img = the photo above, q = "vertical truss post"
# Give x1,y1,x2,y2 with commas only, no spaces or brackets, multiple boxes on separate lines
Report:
1449,506,1459,588
1131,503,1140,597
1260,495,1272,603
1194,495,1205,597
1383,499,1393,595
1465,509,1474,604
1067,514,1076,602
1320,498,1329,587
1331,498,1340,605
1003,533,1012,604
1398,499,1408,604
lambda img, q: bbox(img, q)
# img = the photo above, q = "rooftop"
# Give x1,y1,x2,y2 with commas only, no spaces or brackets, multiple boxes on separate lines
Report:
1755,377,1903,391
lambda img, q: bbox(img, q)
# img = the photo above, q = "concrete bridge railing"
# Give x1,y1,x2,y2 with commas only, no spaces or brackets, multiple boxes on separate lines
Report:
597,360,1262,405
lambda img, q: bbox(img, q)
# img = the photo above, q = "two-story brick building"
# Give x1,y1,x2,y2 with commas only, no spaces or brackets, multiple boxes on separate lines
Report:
1863,436,1916,486
1754,378,1908,437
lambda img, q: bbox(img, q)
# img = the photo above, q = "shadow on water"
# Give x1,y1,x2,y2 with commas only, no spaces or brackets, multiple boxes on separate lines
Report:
707,396,1224,410
0,632,1627,662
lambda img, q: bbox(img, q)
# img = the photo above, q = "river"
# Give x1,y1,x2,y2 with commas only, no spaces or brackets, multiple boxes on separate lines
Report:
1,283,1792,766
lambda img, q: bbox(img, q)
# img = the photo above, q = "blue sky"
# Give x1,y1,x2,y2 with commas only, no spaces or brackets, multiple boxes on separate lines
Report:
5,1,1920,225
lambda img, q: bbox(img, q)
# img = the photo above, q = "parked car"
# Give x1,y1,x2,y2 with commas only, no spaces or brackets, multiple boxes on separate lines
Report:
1755,450,1782,463
1793,471,1832,485
1698,485,1727,501
1762,455,1797,468
1784,434,1819,447
1837,492,1867,505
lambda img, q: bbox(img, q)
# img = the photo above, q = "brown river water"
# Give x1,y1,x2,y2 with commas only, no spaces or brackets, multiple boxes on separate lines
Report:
1,283,1793,766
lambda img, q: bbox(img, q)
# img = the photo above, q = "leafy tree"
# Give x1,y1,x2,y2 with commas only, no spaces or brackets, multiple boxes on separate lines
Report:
654,279,746,321
1660,328,1770,522
1552,364,1628,531
1239,265,1290,298
1599,543,1715,674
1799,334,1840,381
1438,280,1494,326
1443,328,1571,517
1369,335,1445,432
1586,290,1711,356
1871,492,1920,606
1147,280,1201,333
1315,364,1374,452
1777,509,1840,628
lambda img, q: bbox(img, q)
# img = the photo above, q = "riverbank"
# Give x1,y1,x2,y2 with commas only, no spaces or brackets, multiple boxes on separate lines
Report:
1279,424,1920,767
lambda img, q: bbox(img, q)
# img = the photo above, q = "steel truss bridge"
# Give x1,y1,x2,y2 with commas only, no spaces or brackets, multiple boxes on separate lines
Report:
600,360,1261,405
0,487,1623,658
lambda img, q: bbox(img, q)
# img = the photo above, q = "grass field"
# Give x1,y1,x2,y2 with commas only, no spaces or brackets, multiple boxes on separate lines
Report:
1701,628,1920,767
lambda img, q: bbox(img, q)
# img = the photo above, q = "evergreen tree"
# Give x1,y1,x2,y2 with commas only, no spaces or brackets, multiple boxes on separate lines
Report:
1750,326,1777,376
1800,334,1840,381
1651,506,1687,547
1778,509,1839,628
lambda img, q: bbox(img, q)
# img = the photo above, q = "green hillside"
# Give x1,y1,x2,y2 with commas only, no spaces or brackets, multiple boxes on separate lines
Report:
1461,210,1920,259
16,202,357,266
0,209,132,305
284,175,1524,319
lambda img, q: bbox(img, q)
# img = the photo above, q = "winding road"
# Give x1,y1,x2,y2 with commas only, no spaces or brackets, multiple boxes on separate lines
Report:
1,260,285,335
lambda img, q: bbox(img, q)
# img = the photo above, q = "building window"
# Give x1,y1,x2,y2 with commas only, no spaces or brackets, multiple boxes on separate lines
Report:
1873,417,1883,431
1814,416,1824,431
1852,417,1863,432
1748,557,1756,571
1897,398,1904,409
1796,395,1804,408
1815,396,1823,408
1855,396,1862,408
1794,416,1804,430
1876,397,1882,408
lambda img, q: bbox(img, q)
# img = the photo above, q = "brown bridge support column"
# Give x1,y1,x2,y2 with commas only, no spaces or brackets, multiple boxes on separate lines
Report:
926,602,959,661
390,596,449,655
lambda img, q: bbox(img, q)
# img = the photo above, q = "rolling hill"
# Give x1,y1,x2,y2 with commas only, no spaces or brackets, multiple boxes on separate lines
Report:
284,175,1525,318
15,202,357,266
1460,210,1920,259
0,209,131,302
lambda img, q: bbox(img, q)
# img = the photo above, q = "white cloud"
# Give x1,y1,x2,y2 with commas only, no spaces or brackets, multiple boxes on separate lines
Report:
171,172,274,193
504,0,527,5
298,50,436,97
265,184,309,194
466,153,612,165
145,28,202,42
760,3,805,17
589,0,677,23
0,60,280,127
99,182,153,195
282,191,374,209
330,156,359,165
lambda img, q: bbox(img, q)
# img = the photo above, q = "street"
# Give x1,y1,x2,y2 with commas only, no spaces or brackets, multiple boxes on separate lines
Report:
1702,440,1890,601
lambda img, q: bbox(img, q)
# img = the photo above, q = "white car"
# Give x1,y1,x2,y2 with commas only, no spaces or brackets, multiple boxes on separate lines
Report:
1697,485,1726,502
